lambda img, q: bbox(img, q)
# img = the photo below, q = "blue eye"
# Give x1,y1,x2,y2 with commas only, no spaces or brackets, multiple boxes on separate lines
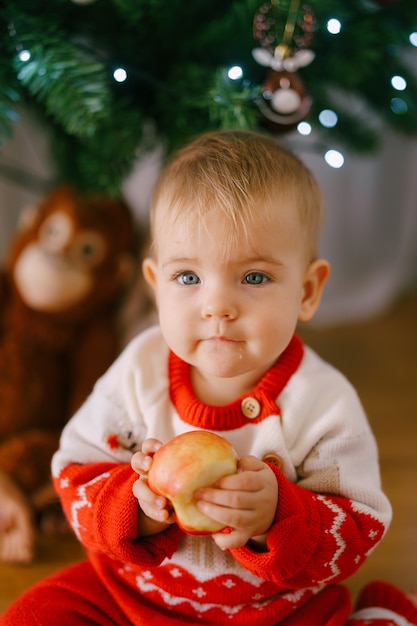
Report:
177,271,200,285
244,272,268,285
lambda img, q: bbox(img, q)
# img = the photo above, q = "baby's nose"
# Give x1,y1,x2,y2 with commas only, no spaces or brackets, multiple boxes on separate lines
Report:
201,289,238,320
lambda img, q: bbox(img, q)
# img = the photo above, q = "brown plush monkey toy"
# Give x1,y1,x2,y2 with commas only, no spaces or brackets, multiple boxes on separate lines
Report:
0,186,138,563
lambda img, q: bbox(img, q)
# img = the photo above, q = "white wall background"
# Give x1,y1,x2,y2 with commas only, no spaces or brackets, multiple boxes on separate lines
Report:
299,130,417,324
1,108,416,327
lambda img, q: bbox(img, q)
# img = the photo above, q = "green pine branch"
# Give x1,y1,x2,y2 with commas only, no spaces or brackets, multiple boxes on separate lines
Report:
0,80,20,145
13,35,112,138
1,0,417,194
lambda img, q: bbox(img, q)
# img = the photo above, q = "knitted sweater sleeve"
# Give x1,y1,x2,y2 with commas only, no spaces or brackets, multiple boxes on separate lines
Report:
228,346,392,589
53,461,184,566
51,328,185,566
230,463,387,588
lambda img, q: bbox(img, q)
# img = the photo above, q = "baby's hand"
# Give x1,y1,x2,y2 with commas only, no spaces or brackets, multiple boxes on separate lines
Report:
195,455,278,551
131,438,175,536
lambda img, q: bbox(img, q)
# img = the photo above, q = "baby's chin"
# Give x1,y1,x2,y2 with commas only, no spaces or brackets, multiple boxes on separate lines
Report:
192,353,269,391
197,338,245,367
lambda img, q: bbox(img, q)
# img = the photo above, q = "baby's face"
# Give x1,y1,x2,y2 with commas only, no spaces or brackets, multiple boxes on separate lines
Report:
143,202,323,399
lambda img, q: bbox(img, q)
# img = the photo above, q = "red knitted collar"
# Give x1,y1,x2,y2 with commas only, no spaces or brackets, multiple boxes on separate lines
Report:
169,335,304,431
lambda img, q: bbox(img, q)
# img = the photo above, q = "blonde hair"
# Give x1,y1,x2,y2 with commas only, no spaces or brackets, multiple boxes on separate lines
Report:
150,129,323,260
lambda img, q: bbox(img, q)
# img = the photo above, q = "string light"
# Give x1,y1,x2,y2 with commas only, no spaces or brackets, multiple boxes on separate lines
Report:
391,75,407,91
113,67,127,82
318,109,338,128
326,18,342,35
4,2,416,187
297,121,312,135
409,32,417,47
18,50,31,62
390,98,408,115
227,65,243,80
324,149,344,168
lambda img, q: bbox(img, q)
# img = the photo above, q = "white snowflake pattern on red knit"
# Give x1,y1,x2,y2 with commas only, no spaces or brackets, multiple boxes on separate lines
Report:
135,572,252,616
223,579,236,589
169,568,182,578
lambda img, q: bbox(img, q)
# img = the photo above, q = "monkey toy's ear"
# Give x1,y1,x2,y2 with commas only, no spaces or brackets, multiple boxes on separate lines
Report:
116,253,136,288
16,205,41,233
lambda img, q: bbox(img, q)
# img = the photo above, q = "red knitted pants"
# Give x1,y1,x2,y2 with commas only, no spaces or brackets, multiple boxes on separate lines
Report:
1,562,416,625
0,561,131,626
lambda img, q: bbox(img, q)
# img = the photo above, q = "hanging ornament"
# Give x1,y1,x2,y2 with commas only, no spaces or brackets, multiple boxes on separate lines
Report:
256,69,312,131
252,0,316,131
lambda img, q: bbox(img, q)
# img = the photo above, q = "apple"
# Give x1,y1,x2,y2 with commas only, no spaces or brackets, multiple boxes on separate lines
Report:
148,430,238,534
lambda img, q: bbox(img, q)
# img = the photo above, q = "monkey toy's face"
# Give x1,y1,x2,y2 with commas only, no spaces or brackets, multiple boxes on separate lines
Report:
14,210,107,312
9,187,136,315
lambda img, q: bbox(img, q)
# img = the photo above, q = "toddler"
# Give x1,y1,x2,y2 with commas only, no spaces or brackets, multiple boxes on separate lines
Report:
2,130,417,625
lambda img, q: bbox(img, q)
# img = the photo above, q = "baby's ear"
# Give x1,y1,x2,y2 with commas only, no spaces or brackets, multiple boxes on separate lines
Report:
298,259,330,322
142,257,157,289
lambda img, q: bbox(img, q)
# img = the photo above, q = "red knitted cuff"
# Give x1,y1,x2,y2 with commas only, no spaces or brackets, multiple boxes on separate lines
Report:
355,580,417,624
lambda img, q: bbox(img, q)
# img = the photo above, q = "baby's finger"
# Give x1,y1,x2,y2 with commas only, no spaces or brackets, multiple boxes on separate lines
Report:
212,527,250,551
196,496,251,531
196,485,250,510
131,439,164,474
132,477,170,518
131,451,152,475
142,438,163,456
237,454,265,473
132,477,163,506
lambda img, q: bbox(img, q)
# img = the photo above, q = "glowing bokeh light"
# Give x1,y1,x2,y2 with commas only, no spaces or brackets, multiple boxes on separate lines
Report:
409,32,417,47
319,109,338,128
297,121,312,136
391,75,407,91
390,98,408,114
325,149,344,168
327,18,342,35
18,50,31,62
113,67,128,82
228,65,243,80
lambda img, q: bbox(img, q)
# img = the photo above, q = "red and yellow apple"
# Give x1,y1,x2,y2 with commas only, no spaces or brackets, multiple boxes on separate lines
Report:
148,430,238,534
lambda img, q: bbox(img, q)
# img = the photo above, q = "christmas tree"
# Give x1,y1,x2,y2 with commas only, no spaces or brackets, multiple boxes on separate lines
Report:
1,0,417,195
